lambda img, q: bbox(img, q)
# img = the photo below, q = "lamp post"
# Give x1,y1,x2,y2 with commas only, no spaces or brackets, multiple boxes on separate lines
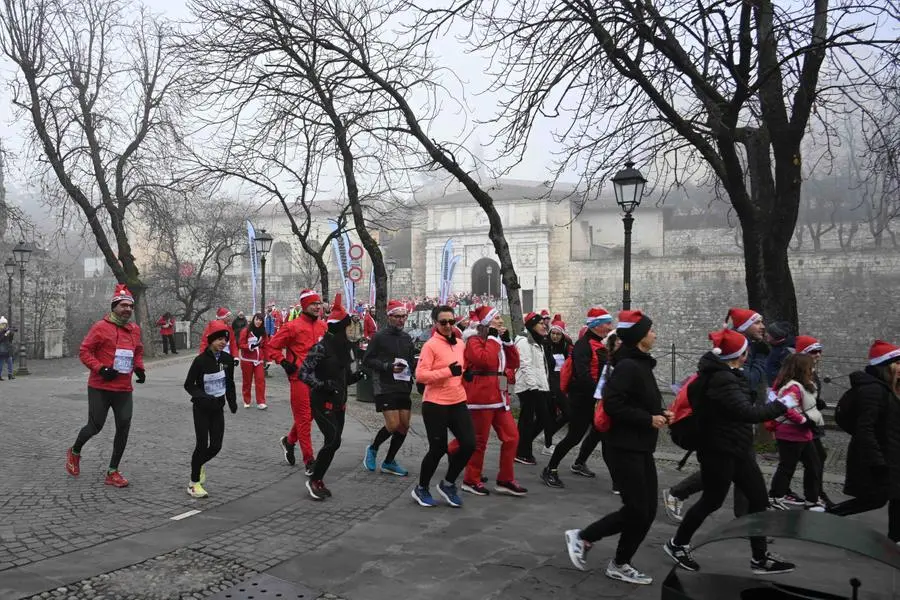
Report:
611,161,647,311
486,265,493,300
385,258,397,299
254,229,273,314
13,241,31,375
4,257,14,324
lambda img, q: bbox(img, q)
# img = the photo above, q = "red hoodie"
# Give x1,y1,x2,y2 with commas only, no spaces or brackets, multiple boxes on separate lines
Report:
80,316,145,392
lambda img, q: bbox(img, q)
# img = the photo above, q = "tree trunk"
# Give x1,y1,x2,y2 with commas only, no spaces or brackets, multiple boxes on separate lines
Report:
314,253,330,302
129,283,157,358
739,209,799,328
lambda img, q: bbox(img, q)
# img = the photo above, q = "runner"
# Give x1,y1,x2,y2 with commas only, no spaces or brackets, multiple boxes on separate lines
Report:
238,312,270,409
199,307,238,358
270,290,327,474
363,299,416,476
183,328,238,498
65,284,145,488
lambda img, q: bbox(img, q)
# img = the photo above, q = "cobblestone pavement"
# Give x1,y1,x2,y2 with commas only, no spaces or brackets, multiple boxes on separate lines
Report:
1,358,894,600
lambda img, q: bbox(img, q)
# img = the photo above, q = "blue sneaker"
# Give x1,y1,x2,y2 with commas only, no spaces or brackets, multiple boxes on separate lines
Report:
411,485,437,507
437,480,463,508
363,445,377,472
381,461,408,477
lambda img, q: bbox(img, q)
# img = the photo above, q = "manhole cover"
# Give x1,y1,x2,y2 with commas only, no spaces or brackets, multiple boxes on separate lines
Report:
209,573,318,600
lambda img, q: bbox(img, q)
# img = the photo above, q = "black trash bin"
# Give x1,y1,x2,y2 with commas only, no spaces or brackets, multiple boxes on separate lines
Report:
355,341,375,403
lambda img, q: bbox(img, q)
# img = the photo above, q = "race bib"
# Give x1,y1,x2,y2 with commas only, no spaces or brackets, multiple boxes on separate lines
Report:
203,371,227,397
553,354,565,372
113,349,134,374
393,358,411,382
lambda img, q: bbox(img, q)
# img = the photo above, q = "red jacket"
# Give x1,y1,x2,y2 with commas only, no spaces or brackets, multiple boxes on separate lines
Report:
273,309,284,330
80,316,145,392
199,319,238,357
268,312,327,381
156,316,175,336
462,330,520,410
364,313,378,339
239,327,273,365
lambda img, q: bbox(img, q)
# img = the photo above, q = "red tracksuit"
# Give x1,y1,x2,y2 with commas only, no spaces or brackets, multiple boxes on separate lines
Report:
449,331,520,484
269,312,327,465
239,327,270,406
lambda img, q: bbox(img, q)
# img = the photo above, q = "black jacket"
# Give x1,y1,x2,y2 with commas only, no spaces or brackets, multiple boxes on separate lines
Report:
602,345,663,453
547,338,571,396
844,368,900,499
300,331,363,407
570,330,607,401
184,349,237,412
693,352,786,457
363,325,416,397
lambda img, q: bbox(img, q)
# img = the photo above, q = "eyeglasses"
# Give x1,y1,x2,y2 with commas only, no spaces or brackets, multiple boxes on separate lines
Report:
118,303,134,309
437,319,456,326
389,313,408,319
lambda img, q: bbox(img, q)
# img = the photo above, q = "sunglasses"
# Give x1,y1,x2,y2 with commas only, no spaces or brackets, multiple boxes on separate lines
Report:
437,319,456,326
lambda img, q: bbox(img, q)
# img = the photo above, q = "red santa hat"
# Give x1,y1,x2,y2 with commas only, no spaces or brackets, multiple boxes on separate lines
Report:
709,328,749,360
725,308,762,333
524,311,543,329
387,300,407,316
299,289,322,310
110,284,134,306
215,307,231,319
795,335,823,355
326,293,349,324
869,340,900,366
585,306,613,326
616,309,653,345
550,317,568,336
540,309,550,318
473,305,499,326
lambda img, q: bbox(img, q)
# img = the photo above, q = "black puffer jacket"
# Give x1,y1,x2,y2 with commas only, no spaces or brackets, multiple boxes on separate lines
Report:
299,328,363,408
693,352,787,457
843,368,900,499
602,345,664,453
363,325,416,397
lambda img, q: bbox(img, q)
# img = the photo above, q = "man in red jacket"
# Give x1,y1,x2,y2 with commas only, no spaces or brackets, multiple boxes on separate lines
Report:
157,312,177,355
270,289,327,472
65,284,146,488
199,307,238,357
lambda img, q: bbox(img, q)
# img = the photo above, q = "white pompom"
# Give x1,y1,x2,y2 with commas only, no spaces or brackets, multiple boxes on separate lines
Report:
712,347,722,355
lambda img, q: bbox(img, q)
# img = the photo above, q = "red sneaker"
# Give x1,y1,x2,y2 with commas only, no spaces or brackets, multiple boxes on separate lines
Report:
104,471,129,488
65,448,80,477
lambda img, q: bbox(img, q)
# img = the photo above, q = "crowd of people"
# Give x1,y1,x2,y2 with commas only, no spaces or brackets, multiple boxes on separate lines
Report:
63,283,900,588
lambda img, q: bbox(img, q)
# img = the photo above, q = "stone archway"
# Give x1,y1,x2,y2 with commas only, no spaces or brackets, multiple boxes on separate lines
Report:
471,257,501,298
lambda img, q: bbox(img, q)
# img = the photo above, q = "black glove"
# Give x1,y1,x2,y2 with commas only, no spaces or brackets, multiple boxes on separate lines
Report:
281,360,298,375
233,358,240,367
227,397,238,414
99,366,119,381
488,327,499,338
352,370,367,384
321,384,340,396
500,330,511,343
449,362,463,377
134,368,146,384
463,369,474,382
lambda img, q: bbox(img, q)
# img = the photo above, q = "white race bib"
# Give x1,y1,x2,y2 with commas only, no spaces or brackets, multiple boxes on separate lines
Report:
553,354,565,372
248,334,260,350
594,365,611,400
113,349,134,374
393,358,411,382
203,371,226,397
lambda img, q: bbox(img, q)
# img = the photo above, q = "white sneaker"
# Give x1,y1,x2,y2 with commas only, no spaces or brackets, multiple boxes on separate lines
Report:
663,488,684,522
243,403,252,409
565,529,589,570
257,403,268,410
605,560,653,585
541,444,556,456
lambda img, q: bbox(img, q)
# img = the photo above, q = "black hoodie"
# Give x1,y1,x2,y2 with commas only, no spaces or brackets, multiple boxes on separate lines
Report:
843,368,900,498
602,344,664,453
299,319,363,407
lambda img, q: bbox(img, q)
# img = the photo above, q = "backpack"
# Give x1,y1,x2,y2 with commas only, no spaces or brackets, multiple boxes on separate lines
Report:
668,373,704,451
559,356,574,395
834,387,858,433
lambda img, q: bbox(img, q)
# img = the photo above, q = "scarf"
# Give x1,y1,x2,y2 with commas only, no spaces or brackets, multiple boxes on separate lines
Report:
108,312,130,328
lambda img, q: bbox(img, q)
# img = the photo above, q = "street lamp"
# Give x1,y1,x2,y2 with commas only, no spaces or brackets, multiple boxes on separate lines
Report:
612,161,647,311
4,257,15,324
385,258,397,298
12,241,31,375
254,229,273,314
486,265,493,300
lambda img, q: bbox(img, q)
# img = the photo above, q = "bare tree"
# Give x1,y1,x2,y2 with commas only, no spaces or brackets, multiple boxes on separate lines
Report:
417,0,900,327
0,0,189,349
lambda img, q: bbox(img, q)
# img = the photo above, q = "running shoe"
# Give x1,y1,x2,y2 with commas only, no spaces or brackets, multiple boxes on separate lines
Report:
570,462,596,478
662,488,684,522
564,529,589,570
306,479,328,501
65,448,80,477
461,481,490,496
257,403,268,410
280,436,296,466
781,492,805,506
606,561,653,585
187,482,208,498
437,480,463,507
363,445,377,472
304,460,316,477
751,552,796,575
541,444,556,456
769,496,791,510
243,402,252,409
514,456,537,466
495,480,528,496
199,465,207,486
411,485,438,507
804,501,826,513
381,461,408,477
104,471,129,488
664,539,699,571
541,467,565,488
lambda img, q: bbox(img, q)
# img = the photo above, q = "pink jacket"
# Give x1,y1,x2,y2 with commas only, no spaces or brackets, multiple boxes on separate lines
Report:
415,332,466,406
771,381,821,442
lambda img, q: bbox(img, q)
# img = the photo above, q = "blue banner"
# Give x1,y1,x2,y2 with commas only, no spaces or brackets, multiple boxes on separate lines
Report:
246,221,259,314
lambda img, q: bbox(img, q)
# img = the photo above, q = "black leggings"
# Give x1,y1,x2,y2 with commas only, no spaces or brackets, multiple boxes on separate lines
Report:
73,387,133,470
516,390,553,456
580,448,657,565
311,402,346,481
674,450,770,560
548,397,595,470
419,401,475,488
191,398,225,482
829,495,900,541
770,439,822,502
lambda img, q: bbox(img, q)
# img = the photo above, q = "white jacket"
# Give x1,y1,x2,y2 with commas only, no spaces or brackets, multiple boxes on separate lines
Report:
514,332,549,393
